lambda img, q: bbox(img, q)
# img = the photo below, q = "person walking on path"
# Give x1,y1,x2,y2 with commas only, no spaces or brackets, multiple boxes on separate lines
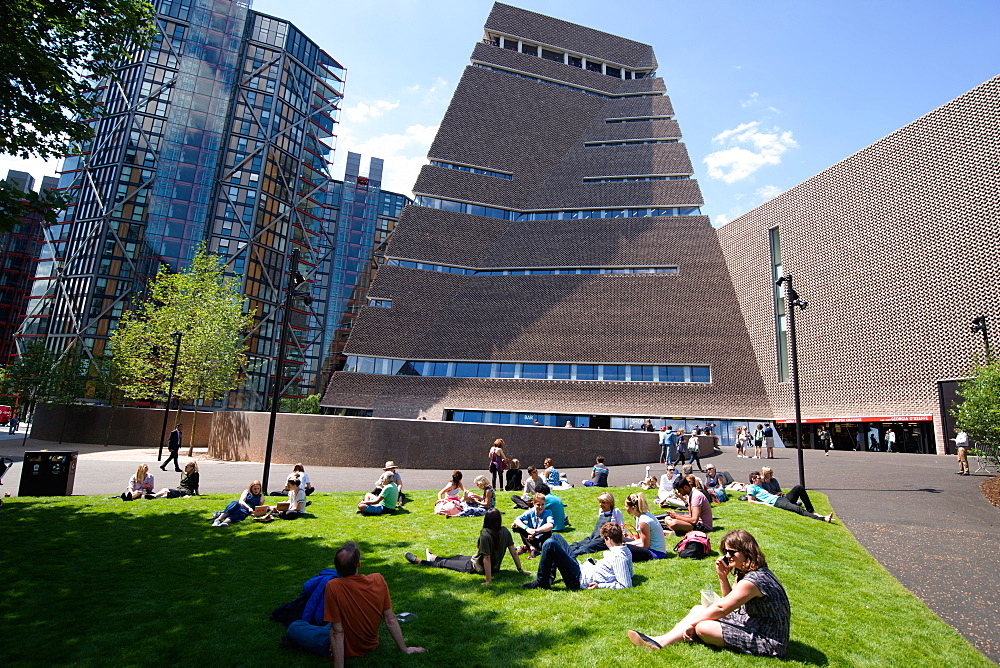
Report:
658,426,676,464
161,423,183,472
955,429,970,475
819,426,832,456
8,414,19,434
763,423,775,459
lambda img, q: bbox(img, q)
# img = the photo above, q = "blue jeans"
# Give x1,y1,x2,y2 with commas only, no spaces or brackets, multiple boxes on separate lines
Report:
286,620,330,656
362,504,387,515
535,533,582,589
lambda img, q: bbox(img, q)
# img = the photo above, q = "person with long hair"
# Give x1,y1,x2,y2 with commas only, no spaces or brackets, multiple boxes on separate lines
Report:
747,472,833,522
488,438,508,490
121,464,154,501
434,470,465,515
624,492,667,562
628,529,790,658
212,480,264,526
152,460,199,498
405,508,526,584
455,475,495,517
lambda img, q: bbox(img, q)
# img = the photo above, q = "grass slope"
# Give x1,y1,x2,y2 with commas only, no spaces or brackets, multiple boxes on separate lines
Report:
0,486,988,667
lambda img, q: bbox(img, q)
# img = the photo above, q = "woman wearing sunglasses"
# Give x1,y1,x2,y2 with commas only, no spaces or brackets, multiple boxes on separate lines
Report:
627,529,790,658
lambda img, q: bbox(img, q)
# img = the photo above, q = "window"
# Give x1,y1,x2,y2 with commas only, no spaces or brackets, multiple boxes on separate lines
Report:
498,363,517,378
585,61,602,73
601,365,625,381
691,367,711,383
502,38,518,50
521,363,547,379
665,366,685,382
568,55,582,68
605,66,621,78
521,44,538,56
541,48,563,62
454,362,478,378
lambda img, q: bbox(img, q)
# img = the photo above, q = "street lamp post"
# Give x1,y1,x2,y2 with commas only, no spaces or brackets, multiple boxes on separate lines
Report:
156,331,182,462
777,274,808,489
262,248,306,492
971,316,992,360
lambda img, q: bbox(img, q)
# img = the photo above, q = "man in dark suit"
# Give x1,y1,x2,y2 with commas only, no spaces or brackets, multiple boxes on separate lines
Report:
161,423,183,472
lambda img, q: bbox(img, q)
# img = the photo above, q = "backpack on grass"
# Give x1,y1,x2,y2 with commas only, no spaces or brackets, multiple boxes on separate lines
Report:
675,531,711,559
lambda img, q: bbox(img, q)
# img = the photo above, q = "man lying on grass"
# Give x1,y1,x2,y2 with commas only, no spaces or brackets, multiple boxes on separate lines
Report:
522,521,633,590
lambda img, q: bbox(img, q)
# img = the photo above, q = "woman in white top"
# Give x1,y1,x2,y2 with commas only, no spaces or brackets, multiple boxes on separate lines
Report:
435,470,466,516
121,464,154,501
290,463,314,495
624,492,667,562
275,478,307,519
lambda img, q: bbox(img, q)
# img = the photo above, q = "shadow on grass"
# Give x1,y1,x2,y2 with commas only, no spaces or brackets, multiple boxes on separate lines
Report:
786,639,829,665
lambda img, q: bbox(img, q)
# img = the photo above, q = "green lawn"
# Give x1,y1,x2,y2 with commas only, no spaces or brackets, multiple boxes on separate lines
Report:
0,486,988,667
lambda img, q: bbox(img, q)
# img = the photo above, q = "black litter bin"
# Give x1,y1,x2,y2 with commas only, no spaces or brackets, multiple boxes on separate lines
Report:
20,450,78,496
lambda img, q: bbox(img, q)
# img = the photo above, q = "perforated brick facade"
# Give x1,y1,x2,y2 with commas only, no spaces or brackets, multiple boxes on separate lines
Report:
323,3,770,423
717,75,1000,453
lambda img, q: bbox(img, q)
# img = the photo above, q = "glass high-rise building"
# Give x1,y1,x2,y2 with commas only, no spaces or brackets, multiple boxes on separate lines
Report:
322,3,771,428
18,0,346,408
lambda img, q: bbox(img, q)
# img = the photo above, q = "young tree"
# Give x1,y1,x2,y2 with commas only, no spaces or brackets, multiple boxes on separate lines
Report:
111,247,254,452
0,0,157,231
2,340,87,445
954,359,1000,470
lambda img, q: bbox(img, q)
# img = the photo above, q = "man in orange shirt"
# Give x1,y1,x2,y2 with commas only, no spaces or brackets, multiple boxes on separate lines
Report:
283,542,425,665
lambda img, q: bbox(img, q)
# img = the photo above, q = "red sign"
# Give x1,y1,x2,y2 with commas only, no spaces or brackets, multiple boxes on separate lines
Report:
776,415,933,424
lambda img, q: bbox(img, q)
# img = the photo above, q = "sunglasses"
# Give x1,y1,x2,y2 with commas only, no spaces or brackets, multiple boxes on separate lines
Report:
723,548,738,557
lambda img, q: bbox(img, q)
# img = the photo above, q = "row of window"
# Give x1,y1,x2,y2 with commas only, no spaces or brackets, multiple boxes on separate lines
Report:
474,64,659,100
413,196,702,219
343,356,712,383
584,175,690,183
606,116,674,123
486,35,654,81
430,160,513,179
584,138,679,147
384,258,679,275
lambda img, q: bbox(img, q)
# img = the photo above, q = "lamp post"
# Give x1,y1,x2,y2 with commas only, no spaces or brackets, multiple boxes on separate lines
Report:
776,274,808,489
971,316,992,360
262,248,307,491
156,331,183,462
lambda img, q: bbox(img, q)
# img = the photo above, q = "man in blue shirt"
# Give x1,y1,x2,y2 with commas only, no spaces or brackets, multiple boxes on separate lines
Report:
511,493,555,555
658,425,676,464
534,482,566,531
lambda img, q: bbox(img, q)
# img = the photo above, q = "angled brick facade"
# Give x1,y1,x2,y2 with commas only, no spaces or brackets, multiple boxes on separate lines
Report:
718,75,1000,453
323,3,770,425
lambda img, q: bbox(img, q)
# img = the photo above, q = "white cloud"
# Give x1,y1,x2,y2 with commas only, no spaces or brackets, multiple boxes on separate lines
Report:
741,92,759,108
340,99,400,125
755,185,783,201
703,121,797,184
332,123,438,195
714,214,729,226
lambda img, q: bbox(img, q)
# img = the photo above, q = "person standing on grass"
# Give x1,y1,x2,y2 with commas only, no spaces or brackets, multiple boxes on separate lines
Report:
283,542,425,663
522,521,633,590
405,508,527,584
628,529,789,658
160,423,182,472
488,438,508,490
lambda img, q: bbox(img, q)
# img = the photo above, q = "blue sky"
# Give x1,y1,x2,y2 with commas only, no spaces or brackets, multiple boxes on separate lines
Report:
2,0,997,226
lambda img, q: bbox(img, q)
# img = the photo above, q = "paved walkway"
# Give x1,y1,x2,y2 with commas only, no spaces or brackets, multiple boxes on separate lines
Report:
1,430,997,663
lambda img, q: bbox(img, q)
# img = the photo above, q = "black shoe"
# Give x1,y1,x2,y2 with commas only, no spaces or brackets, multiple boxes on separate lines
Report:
175,469,182,472
160,466,166,471
522,579,549,590
404,551,419,564
120,493,127,501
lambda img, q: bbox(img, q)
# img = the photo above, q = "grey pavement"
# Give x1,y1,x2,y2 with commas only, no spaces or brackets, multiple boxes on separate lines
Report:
1,429,997,663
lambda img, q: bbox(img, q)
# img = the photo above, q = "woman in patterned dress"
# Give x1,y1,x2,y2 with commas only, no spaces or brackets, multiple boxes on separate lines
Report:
627,529,790,658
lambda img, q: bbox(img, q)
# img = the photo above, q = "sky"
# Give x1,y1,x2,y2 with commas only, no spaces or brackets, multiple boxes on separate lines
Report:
2,0,997,226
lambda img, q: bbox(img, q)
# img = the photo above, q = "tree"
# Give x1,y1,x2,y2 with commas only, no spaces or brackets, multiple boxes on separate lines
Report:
0,0,157,231
110,247,254,452
2,340,87,445
280,393,322,414
954,359,1000,470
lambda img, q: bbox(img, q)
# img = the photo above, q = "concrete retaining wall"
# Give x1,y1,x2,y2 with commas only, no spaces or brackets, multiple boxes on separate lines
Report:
31,405,215,448
208,412,716,470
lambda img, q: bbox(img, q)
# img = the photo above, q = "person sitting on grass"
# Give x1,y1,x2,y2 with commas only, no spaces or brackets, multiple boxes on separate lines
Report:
121,464,154,501
357,472,399,515
455,475,495,518
522,521,633,590
511,492,554,556
583,456,609,487
656,465,685,509
569,492,625,557
434,470,465,516
512,465,541,509
151,460,199,498
704,463,734,490
746,472,833,523
535,482,567,531
505,458,523,492
212,480,263,526
405,508,527,584
627,529,789,658
624,492,667,562
662,475,713,535
282,541,425,661
543,458,573,489
275,477,307,520
758,466,817,512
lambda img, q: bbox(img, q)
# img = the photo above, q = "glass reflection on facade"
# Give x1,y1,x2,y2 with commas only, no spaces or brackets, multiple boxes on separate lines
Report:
18,0,347,409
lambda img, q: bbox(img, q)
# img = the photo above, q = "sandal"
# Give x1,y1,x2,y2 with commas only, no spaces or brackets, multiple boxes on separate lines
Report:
628,630,662,650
